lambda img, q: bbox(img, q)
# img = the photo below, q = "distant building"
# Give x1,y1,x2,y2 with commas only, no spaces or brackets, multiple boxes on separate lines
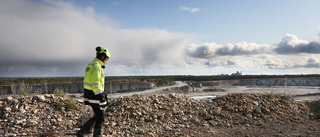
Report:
231,71,242,76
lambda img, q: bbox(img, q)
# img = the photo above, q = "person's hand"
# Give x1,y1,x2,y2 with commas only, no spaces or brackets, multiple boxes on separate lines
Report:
104,92,109,106
98,93,107,110
99,100,107,110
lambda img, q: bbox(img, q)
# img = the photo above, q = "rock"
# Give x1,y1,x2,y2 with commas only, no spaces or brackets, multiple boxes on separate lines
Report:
12,99,19,104
6,96,13,101
3,107,11,113
34,95,46,102
1,113,9,119
26,120,37,127
246,113,253,120
165,126,172,131
136,129,144,134
44,94,54,98
0,92,317,136
19,107,26,114
15,119,26,125
255,108,264,117
50,119,57,125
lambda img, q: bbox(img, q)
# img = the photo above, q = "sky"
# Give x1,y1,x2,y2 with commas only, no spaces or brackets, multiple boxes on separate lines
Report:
0,0,320,77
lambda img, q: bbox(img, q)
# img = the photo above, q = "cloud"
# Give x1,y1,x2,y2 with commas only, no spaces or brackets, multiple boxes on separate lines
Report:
184,40,320,75
1,1,319,77
0,0,192,77
185,42,273,58
179,6,200,13
274,34,320,54
185,33,320,60
294,57,320,68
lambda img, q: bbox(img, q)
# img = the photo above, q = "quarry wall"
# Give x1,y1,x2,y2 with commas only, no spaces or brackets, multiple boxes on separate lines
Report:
1,78,319,95
0,82,155,95
198,78,320,87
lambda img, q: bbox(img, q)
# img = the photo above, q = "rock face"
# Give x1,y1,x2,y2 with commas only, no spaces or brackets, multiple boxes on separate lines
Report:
1,93,318,136
105,82,155,93
199,78,320,87
0,82,155,95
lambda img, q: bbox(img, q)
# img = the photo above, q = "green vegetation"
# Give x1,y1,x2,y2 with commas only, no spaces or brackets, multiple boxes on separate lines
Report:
18,82,32,96
55,99,64,109
66,98,77,110
55,98,77,110
212,96,222,101
133,94,142,97
54,89,67,97
266,93,275,99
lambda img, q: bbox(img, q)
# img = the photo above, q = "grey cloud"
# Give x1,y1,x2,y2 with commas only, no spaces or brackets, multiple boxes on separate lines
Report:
185,42,273,58
0,60,87,77
227,61,236,65
111,29,191,65
204,60,236,67
0,0,192,77
292,63,320,69
216,42,273,56
274,34,320,54
307,58,317,63
186,33,320,60
260,56,320,69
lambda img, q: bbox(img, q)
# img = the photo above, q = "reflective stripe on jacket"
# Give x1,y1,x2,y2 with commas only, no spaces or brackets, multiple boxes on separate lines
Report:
83,58,105,105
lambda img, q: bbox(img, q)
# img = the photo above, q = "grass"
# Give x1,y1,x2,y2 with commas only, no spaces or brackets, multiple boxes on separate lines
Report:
212,96,222,101
18,81,32,96
54,89,66,97
266,93,275,99
66,98,77,110
55,99,64,109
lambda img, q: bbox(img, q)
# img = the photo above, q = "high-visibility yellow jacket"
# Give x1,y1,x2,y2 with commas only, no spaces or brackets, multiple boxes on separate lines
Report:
83,58,105,105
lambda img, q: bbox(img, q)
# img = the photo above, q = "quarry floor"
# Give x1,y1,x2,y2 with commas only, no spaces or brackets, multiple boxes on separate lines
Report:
106,81,320,102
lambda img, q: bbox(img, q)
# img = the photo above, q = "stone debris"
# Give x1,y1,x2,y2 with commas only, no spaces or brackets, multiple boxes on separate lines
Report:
0,93,318,136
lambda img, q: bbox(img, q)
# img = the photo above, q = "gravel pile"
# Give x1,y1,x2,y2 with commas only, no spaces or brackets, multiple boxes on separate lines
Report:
0,93,318,136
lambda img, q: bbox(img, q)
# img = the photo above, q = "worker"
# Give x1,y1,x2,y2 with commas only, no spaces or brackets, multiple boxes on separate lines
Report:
77,46,110,137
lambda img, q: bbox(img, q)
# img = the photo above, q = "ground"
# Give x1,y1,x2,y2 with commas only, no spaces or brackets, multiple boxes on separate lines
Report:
1,83,320,137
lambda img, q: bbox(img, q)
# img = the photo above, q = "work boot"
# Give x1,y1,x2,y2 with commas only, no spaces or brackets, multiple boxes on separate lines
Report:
93,128,103,137
76,118,95,137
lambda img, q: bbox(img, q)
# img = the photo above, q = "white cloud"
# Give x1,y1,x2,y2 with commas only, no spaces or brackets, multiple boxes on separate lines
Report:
275,34,320,54
0,0,192,77
179,6,200,13
184,33,320,74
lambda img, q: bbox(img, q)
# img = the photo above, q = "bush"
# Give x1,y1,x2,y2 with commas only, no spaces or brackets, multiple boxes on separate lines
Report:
18,82,32,96
55,99,64,109
67,98,77,110
54,89,66,97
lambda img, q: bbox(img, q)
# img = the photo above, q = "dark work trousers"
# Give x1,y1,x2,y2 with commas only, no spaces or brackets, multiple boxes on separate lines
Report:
80,104,105,134
90,104,105,130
